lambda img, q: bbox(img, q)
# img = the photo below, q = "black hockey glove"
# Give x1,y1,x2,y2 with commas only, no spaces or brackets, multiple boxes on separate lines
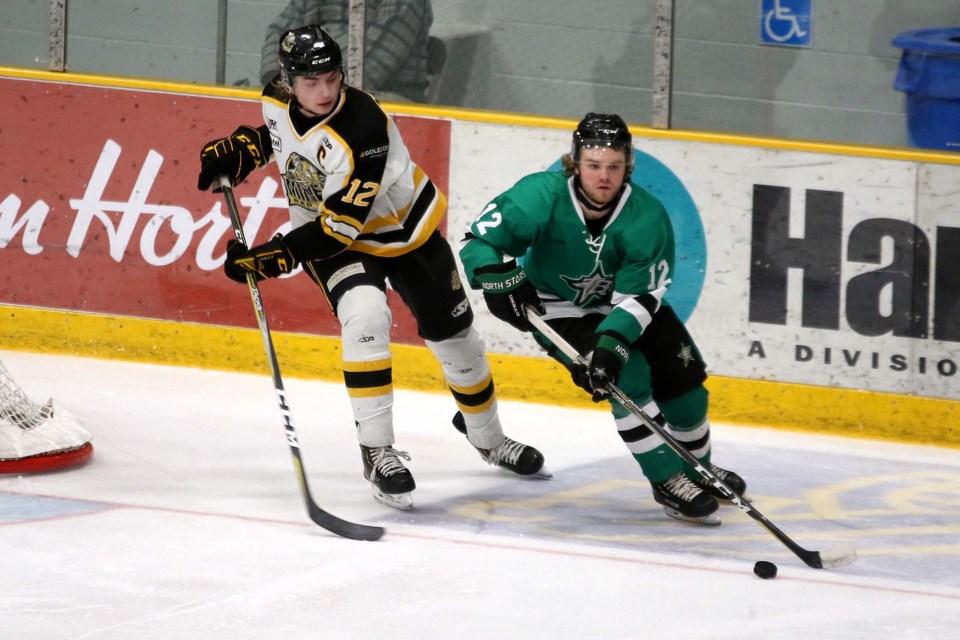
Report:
198,125,270,191
223,234,297,283
474,260,544,332
571,332,630,402
223,239,259,283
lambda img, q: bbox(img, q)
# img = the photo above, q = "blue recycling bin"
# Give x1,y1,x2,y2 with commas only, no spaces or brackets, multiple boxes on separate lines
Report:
893,28,960,151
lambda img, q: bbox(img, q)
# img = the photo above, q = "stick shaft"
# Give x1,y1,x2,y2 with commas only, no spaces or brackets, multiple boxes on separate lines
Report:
526,309,835,568
218,177,383,541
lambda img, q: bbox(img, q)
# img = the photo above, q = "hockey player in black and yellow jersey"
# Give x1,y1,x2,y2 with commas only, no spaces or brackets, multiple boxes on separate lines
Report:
460,113,747,525
198,25,548,510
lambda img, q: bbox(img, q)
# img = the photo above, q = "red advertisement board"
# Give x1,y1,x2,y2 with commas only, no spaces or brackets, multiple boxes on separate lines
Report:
0,77,450,344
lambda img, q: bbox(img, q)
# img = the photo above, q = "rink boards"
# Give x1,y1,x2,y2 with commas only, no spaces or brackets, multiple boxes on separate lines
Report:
0,66,957,445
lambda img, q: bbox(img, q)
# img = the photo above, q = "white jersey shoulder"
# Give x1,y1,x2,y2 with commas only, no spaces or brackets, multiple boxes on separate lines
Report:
261,86,445,257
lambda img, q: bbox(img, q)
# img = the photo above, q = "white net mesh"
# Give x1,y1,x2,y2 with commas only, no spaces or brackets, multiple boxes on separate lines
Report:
0,361,53,429
0,361,92,468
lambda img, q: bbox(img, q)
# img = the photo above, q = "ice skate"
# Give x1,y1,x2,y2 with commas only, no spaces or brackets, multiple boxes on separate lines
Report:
651,471,720,526
690,463,748,500
361,445,416,510
452,412,551,478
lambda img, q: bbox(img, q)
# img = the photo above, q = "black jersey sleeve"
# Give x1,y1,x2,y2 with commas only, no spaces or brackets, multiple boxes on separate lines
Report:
281,218,351,262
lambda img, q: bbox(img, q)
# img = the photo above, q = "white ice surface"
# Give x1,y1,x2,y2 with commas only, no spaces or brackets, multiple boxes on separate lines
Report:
1,350,958,640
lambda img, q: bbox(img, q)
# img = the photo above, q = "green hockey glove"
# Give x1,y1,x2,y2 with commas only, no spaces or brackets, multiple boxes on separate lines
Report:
571,332,630,402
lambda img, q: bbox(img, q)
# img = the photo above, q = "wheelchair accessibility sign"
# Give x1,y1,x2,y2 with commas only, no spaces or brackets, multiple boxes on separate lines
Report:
761,0,811,47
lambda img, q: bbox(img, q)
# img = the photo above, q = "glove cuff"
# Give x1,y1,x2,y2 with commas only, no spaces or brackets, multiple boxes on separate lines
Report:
232,124,272,168
475,260,527,293
475,259,519,275
596,332,630,365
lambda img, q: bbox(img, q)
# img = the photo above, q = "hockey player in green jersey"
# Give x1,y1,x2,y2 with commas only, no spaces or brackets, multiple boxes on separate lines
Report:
459,113,746,525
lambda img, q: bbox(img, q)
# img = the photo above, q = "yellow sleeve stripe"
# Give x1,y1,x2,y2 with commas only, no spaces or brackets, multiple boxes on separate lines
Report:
316,212,358,246
412,165,427,189
351,189,446,257
362,212,403,233
321,203,365,232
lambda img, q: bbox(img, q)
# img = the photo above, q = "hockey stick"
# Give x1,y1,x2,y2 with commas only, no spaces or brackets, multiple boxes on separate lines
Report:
218,177,384,541
526,308,856,569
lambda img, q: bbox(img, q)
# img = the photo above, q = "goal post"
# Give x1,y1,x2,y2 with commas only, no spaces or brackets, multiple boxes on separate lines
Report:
0,360,93,474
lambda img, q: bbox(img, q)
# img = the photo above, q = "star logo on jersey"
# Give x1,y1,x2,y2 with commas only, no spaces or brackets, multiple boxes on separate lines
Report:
283,152,326,210
560,264,614,306
677,343,695,367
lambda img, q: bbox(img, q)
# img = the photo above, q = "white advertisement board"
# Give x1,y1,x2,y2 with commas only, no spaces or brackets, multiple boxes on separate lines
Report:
447,121,960,402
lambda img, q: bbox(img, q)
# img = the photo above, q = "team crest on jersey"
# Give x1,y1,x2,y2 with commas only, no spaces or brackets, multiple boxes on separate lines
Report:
560,264,614,306
677,343,695,367
283,153,326,210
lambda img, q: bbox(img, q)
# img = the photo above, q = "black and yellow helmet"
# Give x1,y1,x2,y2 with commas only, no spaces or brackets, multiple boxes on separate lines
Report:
277,25,343,87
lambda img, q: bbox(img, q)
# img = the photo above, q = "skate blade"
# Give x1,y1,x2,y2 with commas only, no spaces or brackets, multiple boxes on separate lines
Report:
371,486,414,511
531,465,553,479
663,506,721,526
489,462,553,479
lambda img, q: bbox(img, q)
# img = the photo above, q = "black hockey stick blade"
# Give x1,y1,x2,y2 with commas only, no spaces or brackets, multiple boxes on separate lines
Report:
218,176,384,542
606,383,856,569
683,443,857,567
307,500,385,541
525,308,856,569
289,451,385,541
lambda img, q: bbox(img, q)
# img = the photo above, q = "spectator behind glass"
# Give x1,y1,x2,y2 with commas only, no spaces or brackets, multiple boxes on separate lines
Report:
260,0,433,103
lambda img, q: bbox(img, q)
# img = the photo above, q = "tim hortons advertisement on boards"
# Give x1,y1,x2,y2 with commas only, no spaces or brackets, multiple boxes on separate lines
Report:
0,77,451,345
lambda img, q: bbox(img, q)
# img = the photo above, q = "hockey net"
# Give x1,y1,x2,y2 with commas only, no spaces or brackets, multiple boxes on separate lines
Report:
0,360,93,474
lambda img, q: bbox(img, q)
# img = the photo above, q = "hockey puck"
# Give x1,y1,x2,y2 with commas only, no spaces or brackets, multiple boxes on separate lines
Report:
753,560,778,579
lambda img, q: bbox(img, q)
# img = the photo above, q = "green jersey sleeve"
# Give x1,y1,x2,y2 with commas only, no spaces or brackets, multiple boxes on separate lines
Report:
459,172,562,288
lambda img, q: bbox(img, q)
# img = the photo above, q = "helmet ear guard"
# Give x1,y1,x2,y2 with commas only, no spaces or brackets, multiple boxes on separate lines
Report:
277,24,345,90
